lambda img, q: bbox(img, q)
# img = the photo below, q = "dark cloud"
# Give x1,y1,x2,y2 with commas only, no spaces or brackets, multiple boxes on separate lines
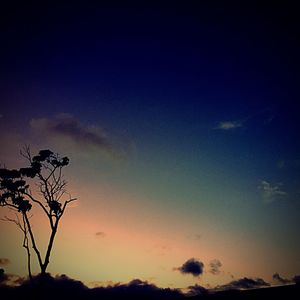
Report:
95,232,106,238
293,275,300,284
0,269,8,284
215,277,270,291
30,114,121,157
0,258,10,266
91,278,182,300
186,284,208,296
8,274,182,300
175,258,204,277
273,273,292,285
209,259,222,275
0,269,25,287
17,273,86,289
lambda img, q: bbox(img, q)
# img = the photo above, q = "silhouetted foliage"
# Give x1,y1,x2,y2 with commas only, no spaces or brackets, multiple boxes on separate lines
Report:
0,147,76,279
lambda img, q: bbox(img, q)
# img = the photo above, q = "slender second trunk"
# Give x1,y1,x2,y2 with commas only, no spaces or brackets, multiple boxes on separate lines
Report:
24,213,45,275
22,214,33,281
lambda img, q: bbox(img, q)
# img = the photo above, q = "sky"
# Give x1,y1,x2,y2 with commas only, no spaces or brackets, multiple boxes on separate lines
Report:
0,1,300,289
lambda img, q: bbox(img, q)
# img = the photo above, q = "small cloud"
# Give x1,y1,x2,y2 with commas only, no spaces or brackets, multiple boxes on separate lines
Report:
0,114,3,119
272,273,292,285
258,181,287,203
215,121,242,130
209,259,222,275
95,232,106,238
0,258,10,266
175,258,204,277
214,108,277,132
215,277,270,291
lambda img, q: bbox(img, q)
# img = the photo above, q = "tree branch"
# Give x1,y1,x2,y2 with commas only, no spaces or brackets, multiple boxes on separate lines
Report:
24,191,53,229
24,192,49,216
60,197,77,219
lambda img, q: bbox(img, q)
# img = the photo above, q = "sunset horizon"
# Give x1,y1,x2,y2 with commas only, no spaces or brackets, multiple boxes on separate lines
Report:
1,2,299,298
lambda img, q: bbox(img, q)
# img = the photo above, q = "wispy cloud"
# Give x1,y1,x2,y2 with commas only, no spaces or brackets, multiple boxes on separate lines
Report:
0,258,10,266
258,181,287,203
215,121,243,130
174,258,204,277
30,114,124,159
214,107,276,131
209,259,222,275
272,273,292,285
214,277,270,291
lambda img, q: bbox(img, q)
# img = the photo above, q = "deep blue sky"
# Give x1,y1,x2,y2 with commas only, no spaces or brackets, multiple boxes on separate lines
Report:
0,1,300,286
1,2,299,155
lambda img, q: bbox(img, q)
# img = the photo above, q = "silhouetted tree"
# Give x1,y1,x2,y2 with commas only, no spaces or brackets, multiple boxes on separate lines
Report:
0,146,76,278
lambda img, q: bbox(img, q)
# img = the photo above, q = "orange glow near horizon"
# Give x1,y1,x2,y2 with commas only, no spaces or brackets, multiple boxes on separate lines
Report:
0,141,299,289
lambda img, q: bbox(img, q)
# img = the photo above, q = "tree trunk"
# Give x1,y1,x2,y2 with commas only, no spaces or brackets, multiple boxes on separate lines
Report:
42,224,58,274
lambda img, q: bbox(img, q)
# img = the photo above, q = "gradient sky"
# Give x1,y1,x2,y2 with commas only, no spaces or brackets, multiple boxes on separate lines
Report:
0,2,300,289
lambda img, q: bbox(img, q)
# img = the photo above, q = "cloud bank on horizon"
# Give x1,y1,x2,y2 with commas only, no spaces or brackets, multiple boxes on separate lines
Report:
1,269,299,294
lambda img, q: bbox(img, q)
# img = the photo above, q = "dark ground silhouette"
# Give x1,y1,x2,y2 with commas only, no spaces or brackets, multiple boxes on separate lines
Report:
0,273,299,300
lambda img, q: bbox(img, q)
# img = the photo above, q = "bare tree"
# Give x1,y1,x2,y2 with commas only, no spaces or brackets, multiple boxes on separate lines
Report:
1,213,33,281
0,146,76,278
